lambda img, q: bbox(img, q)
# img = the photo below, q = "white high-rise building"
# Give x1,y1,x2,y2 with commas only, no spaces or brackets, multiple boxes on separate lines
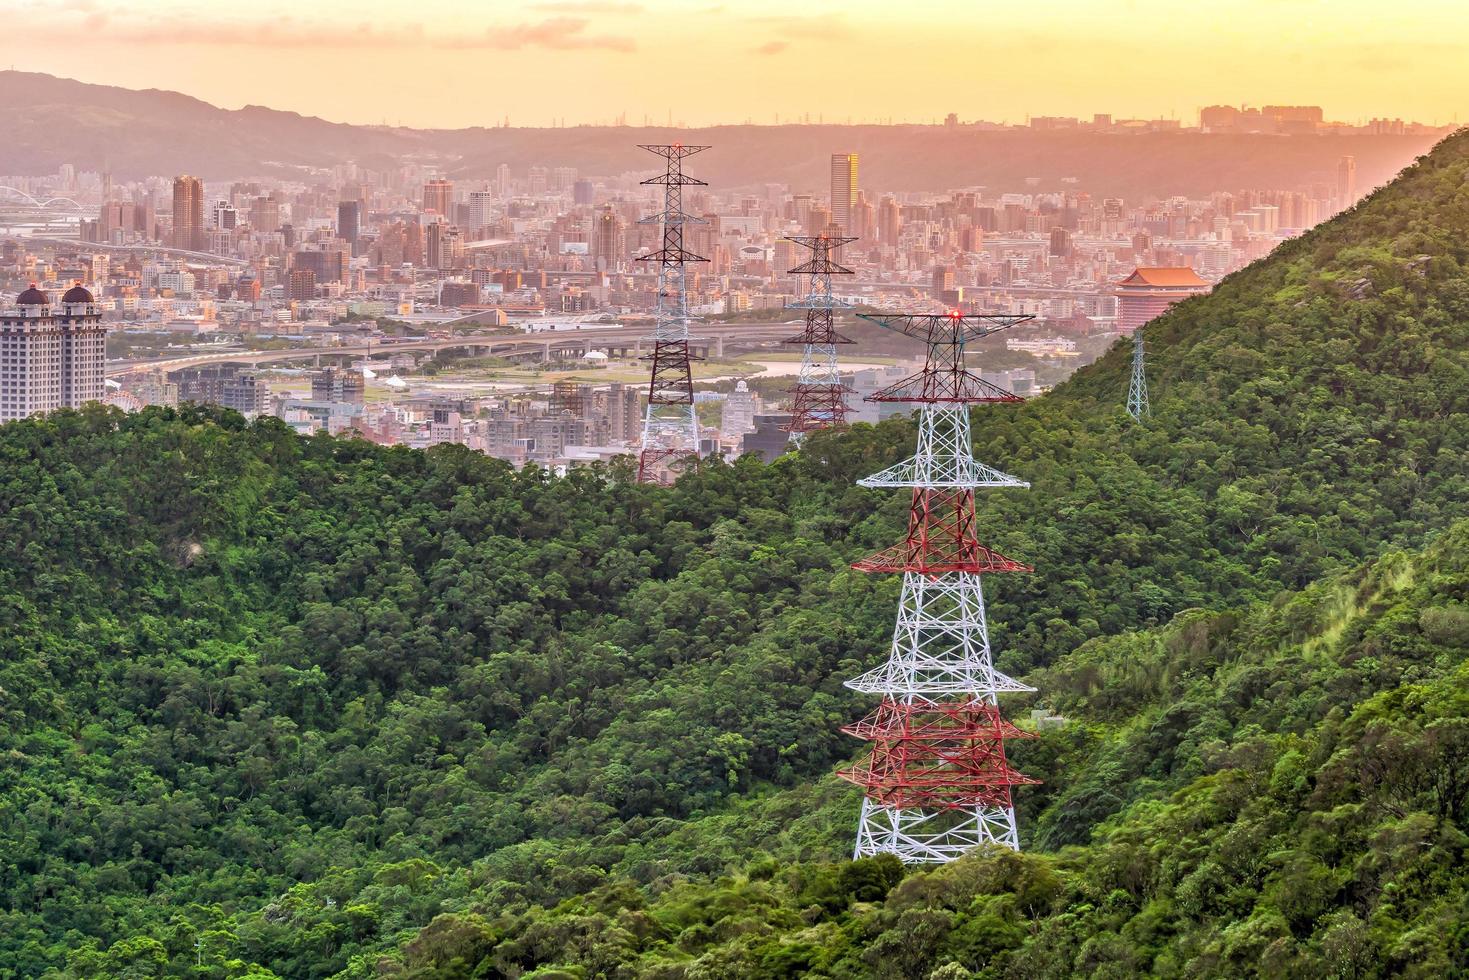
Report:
465,191,495,234
1,284,108,422
721,380,758,441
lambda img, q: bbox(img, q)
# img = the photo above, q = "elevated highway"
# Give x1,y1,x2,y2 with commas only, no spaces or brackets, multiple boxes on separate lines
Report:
107,322,800,377
21,236,252,267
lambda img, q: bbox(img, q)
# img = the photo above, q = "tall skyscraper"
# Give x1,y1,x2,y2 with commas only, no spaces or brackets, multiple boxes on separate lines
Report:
830,153,859,233
422,178,453,216
337,201,361,255
1337,155,1358,209
591,205,625,272
172,175,204,251
1,284,107,422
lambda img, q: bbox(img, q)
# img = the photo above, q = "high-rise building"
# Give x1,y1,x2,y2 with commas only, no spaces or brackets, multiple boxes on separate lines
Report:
465,190,495,233
1049,227,1072,257
878,196,902,245
422,178,453,216
288,269,317,303
172,175,204,251
249,195,281,234
853,191,876,241
211,200,237,231
830,153,859,233
311,367,365,404
337,201,361,254
1,284,107,422
591,205,625,272
221,370,269,416
290,240,350,284
1337,156,1358,209
721,380,758,441
605,382,642,445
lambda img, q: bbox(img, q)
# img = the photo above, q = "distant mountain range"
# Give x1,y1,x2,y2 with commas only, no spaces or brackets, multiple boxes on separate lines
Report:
0,71,1448,196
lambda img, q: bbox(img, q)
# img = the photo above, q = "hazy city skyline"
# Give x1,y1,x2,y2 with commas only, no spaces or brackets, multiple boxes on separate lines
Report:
4,0,1467,129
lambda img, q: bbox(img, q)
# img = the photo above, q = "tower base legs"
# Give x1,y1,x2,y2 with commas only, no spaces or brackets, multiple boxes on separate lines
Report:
853,799,1020,863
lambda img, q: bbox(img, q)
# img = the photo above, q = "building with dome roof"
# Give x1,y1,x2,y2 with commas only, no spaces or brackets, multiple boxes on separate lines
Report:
1,283,108,422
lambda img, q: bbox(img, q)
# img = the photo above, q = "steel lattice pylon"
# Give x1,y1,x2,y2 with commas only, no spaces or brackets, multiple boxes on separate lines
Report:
782,235,858,439
1127,325,1150,420
838,699,1038,807
844,312,1039,864
635,143,709,484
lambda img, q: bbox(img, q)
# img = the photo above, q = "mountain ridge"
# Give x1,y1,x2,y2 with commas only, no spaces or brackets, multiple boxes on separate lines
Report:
0,70,1443,196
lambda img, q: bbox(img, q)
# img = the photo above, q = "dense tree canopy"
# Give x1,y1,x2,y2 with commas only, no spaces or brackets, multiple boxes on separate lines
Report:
3,132,1469,977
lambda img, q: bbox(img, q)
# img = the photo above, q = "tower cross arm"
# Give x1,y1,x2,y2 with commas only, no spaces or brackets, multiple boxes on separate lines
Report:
857,313,1033,344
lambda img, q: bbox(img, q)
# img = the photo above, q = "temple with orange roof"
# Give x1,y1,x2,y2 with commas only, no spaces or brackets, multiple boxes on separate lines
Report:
1114,266,1210,333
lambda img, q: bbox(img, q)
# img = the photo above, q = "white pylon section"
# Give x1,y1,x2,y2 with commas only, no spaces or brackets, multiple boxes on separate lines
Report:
845,572,1034,698
854,798,1021,862
859,405,1029,489
784,288,858,445
639,245,700,457
1127,325,1150,420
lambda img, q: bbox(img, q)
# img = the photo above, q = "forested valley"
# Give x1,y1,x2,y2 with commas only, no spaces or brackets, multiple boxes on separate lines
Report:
4,132,1469,979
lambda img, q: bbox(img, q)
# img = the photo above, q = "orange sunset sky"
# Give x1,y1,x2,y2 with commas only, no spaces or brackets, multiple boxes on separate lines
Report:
1,0,1466,129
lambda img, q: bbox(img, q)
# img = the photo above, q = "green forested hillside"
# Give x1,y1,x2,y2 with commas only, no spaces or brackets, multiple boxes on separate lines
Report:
3,132,1469,978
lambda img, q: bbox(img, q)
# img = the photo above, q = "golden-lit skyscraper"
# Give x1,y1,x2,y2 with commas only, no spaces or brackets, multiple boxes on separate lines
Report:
830,152,858,234
171,175,204,251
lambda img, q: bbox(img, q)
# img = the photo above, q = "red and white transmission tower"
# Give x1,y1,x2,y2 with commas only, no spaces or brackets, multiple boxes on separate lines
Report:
635,143,709,484
782,235,857,439
839,312,1039,863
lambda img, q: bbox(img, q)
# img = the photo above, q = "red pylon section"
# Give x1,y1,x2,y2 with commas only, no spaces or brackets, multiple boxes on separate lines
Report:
852,488,1035,575
838,699,1039,809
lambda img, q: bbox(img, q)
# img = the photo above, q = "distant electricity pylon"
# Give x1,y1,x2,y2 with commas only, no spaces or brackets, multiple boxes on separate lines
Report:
838,312,1040,863
1127,326,1150,420
782,235,857,440
635,143,708,484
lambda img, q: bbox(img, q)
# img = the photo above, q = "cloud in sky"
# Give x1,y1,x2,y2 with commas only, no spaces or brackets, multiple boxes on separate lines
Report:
744,13,850,41
529,1,644,12
35,14,637,52
752,40,787,55
442,18,637,51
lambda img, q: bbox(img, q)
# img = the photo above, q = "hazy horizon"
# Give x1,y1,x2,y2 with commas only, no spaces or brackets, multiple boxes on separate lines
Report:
3,0,1466,129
